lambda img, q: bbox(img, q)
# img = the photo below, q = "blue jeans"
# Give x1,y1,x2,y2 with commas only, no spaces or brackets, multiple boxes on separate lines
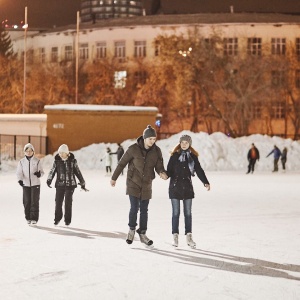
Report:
128,195,149,233
171,198,192,234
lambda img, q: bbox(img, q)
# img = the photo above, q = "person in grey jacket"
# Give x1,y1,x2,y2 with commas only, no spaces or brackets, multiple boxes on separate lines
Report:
47,144,86,226
16,143,44,225
110,125,168,246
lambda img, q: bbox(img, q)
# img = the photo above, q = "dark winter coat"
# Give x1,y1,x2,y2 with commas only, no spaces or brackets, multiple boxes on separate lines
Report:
247,147,260,161
111,136,166,200
47,153,85,189
167,150,209,200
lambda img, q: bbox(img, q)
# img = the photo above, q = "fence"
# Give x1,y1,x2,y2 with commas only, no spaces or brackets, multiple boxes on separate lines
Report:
0,134,47,166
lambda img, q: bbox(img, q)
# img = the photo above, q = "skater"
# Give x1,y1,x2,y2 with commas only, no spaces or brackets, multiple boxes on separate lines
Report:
110,125,168,246
16,143,44,225
166,135,210,249
47,144,86,226
101,147,113,175
111,143,125,174
266,145,282,172
246,143,260,174
281,147,288,171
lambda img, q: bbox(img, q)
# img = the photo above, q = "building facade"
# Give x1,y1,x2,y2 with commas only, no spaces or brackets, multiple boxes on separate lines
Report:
10,13,300,138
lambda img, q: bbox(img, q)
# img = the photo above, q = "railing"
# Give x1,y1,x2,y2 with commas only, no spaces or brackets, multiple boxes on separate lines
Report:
0,134,47,166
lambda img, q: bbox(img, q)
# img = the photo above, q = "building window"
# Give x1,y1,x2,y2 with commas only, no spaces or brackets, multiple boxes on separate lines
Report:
271,101,285,119
114,41,126,62
51,47,58,63
96,42,106,59
271,70,285,87
114,70,127,89
271,38,286,55
296,70,300,89
64,45,73,61
134,71,147,86
134,41,146,57
223,38,238,56
247,38,262,56
39,47,46,63
79,43,89,60
296,38,300,60
251,102,262,119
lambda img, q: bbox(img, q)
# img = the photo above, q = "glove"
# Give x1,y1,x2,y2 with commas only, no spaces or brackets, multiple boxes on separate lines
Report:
47,180,52,188
34,171,41,178
18,180,24,186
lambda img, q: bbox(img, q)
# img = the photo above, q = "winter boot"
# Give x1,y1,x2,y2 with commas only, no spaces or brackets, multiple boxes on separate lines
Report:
186,232,196,249
172,233,179,247
126,229,135,244
137,229,153,246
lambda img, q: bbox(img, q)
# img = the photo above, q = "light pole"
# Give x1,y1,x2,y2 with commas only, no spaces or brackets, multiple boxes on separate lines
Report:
75,11,79,104
22,7,28,114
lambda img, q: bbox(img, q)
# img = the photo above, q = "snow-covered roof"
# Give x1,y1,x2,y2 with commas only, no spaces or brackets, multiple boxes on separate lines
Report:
44,104,158,112
0,114,47,121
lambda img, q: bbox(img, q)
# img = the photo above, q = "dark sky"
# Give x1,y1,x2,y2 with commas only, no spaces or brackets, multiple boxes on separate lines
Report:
1,0,299,28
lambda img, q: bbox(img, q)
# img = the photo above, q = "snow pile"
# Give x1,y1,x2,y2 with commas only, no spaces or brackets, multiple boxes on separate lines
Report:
2,131,300,172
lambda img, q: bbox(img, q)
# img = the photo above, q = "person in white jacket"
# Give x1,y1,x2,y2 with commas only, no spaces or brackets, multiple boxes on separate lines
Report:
100,147,113,175
16,143,44,225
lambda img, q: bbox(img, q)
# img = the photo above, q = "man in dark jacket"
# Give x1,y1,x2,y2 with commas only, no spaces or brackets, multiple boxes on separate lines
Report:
110,125,168,246
47,144,86,226
246,143,260,174
266,145,282,172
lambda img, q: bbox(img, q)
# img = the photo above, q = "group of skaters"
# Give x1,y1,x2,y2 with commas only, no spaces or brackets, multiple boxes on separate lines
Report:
246,143,288,174
16,125,210,249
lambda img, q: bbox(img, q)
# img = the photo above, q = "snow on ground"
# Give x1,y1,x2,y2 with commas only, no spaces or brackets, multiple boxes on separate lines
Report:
0,132,300,300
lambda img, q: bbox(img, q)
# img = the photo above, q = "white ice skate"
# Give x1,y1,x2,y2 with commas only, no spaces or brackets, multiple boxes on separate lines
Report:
186,233,196,249
172,233,179,247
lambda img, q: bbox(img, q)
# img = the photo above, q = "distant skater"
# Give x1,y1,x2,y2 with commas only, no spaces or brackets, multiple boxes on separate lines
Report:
101,147,113,175
111,143,125,174
281,147,288,172
16,143,44,225
246,143,260,174
266,145,282,172
47,144,87,226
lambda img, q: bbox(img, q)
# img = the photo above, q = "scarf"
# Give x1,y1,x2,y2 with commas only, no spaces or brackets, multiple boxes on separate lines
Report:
178,150,195,176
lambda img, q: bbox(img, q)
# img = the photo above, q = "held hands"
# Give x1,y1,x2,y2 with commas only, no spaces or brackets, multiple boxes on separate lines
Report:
34,171,41,178
46,180,52,188
18,180,24,187
204,184,210,191
159,172,168,180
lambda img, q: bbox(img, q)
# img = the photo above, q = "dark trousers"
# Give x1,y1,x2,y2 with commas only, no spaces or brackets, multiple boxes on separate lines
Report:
247,159,257,173
54,188,74,224
281,158,287,170
273,158,279,171
128,195,149,233
23,186,40,222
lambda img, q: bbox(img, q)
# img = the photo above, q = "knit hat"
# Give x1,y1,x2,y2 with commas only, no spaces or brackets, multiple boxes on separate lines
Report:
58,144,69,154
143,125,157,139
24,143,34,152
179,135,192,146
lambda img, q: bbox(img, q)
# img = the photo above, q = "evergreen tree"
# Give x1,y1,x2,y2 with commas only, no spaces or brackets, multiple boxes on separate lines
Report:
0,27,13,58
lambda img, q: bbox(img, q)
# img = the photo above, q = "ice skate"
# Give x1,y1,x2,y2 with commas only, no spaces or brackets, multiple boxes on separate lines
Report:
137,229,153,246
126,229,135,244
27,220,31,225
30,220,37,226
186,233,196,249
172,233,179,247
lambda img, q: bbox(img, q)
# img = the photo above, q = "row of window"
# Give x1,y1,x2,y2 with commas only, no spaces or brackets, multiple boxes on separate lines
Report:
224,37,300,56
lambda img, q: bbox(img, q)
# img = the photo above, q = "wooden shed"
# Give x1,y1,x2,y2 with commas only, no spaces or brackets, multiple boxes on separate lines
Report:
44,104,159,154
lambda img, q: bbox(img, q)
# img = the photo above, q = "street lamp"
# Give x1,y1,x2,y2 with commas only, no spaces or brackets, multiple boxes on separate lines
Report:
22,7,28,114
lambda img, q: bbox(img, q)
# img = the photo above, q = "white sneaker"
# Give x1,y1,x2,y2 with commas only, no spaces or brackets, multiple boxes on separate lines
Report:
186,233,196,249
27,220,31,225
172,233,179,247
31,220,37,225
126,229,135,244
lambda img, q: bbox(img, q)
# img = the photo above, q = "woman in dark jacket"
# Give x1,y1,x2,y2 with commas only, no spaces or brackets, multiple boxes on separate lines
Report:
47,144,86,226
167,135,210,249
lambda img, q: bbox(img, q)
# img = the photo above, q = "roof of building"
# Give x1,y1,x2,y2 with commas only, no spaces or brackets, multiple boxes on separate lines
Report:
43,13,300,33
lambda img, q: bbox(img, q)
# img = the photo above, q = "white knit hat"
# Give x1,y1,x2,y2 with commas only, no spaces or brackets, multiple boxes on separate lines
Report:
58,144,69,154
24,143,35,152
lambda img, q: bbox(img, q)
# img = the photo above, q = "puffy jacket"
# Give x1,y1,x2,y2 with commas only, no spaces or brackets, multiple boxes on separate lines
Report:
111,136,166,200
167,150,209,200
47,153,85,189
16,156,44,187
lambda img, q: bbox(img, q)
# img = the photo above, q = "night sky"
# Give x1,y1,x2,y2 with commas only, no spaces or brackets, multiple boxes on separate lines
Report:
1,0,299,29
